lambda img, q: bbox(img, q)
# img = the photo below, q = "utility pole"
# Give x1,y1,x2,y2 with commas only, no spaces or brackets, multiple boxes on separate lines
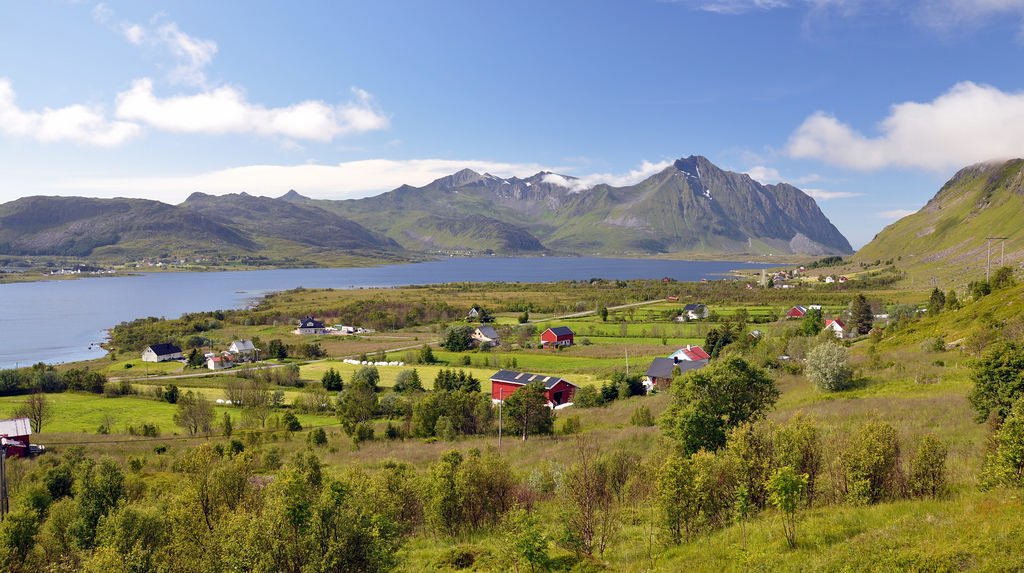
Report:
986,237,1010,282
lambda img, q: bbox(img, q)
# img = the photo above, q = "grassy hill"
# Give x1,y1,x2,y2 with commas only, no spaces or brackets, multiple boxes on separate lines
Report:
854,159,1024,287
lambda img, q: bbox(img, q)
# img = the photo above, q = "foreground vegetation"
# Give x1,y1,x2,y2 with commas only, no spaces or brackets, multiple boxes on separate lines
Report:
0,272,1022,571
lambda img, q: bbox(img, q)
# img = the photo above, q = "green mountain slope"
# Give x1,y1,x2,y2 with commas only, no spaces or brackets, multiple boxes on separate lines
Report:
855,159,1024,282
0,196,255,258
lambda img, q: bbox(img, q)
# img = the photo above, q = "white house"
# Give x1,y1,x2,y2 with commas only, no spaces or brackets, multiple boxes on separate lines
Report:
228,340,258,361
824,318,846,339
669,345,712,364
141,343,183,363
207,354,234,370
472,325,500,347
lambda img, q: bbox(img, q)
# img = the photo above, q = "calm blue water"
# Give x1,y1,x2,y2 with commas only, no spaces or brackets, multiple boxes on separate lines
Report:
0,257,764,368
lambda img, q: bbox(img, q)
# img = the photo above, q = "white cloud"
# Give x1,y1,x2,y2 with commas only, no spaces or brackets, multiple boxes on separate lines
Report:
0,79,140,146
916,0,1024,31
54,159,555,203
121,23,146,45
745,165,783,183
878,209,917,219
787,82,1024,171
543,160,674,191
153,21,217,87
91,3,113,24
802,188,863,200
115,79,389,141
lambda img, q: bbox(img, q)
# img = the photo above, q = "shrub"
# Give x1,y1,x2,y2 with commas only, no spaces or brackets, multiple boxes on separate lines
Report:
573,386,604,408
629,405,655,427
561,416,582,435
806,342,854,391
920,337,946,353
308,427,328,446
909,435,947,498
843,422,901,504
981,399,1024,489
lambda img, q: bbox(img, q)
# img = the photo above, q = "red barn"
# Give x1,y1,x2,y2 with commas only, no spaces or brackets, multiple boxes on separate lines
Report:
490,370,577,407
786,305,808,319
541,326,575,348
0,418,32,458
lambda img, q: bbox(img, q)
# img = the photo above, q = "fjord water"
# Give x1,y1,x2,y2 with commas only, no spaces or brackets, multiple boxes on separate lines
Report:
0,257,764,368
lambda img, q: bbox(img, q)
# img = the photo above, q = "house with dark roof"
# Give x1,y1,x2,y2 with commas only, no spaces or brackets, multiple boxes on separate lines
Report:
490,369,577,407
296,316,326,335
541,326,574,348
683,303,710,320
142,343,183,363
643,357,706,392
472,325,500,347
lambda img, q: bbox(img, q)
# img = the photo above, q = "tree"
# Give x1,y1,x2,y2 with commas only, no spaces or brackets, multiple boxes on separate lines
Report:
173,391,215,436
661,358,779,455
559,439,617,557
843,422,900,504
282,412,302,432
222,412,233,438
805,341,854,391
504,382,554,440
267,339,288,361
418,345,436,364
394,369,423,393
849,293,874,335
186,348,205,369
909,434,947,498
766,466,807,549
500,507,549,573
945,289,960,311
163,384,179,404
981,399,1024,489
350,366,381,391
968,342,1024,423
434,369,480,393
337,370,378,436
440,325,475,352
992,266,1017,290
599,306,609,322
656,454,696,544
928,288,946,315
518,311,530,324
800,309,825,337
321,368,343,392
970,279,991,301
14,390,51,433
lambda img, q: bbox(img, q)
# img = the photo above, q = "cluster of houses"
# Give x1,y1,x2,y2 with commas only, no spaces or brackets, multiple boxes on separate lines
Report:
141,339,260,370
786,305,847,339
675,303,710,322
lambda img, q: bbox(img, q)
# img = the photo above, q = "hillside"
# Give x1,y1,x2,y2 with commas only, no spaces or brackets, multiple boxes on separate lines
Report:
0,194,404,265
304,155,853,256
0,196,256,258
855,159,1024,284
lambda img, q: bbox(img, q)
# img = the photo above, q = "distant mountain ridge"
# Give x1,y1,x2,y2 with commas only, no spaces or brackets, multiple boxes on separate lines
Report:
303,155,853,255
0,155,853,262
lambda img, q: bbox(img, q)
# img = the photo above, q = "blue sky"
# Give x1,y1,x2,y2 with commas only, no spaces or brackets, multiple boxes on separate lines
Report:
3,1,1024,247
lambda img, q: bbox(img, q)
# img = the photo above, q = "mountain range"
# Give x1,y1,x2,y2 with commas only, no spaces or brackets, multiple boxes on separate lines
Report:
0,155,854,263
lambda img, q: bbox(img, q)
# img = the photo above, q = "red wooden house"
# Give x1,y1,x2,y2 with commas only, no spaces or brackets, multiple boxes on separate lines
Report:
541,326,574,348
0,418,32,458
490,370,577,407
786,305,808,319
